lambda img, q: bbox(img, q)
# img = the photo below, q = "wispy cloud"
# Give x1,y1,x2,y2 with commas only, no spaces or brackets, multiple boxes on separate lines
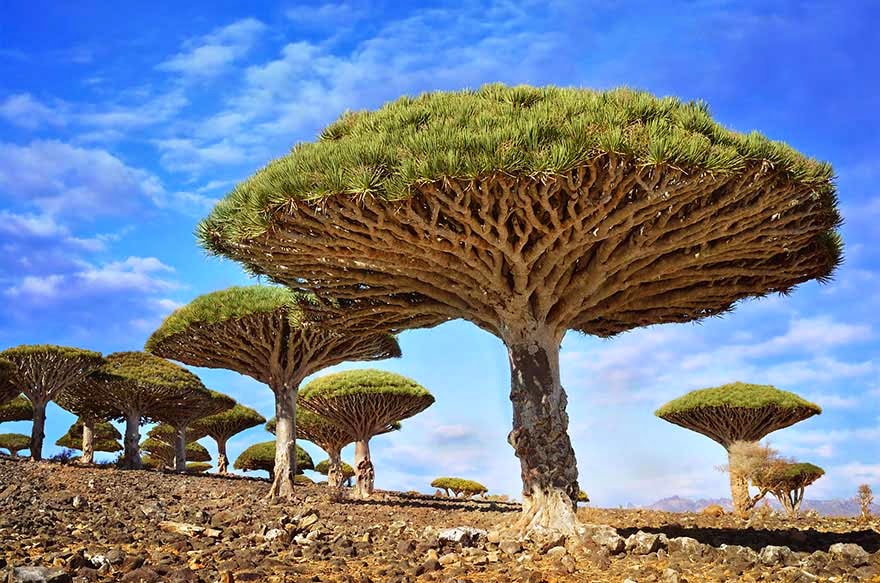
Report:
0,94,67,129
157,18,267,79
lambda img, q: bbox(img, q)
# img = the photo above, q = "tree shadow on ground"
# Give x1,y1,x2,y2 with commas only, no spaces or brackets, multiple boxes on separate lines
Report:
339,492,522,514
618,524,880,553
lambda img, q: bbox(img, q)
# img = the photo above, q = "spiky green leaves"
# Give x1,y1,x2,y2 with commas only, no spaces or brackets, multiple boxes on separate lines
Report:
190,403,266,442
0,433,30,455
430,477,488,497
233,441,314,474
200,84,839,248
104,352,203,392
301,369,430,400
655,382,821,447
0,395,33,422
146,286,310,349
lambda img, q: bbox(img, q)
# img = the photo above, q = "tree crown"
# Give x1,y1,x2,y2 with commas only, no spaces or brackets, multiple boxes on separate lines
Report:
431,477,488,495
655,382,821,417
0,433,30,454
754,461,825,490
186,462,212,473
146,286,312,349
315,459,354,478
103,352,204,392
190,403,266,441
233,440,314,473
141,438,211,463
0,359,17,405
199,84,838,247
301,369,431,400
0,395,33,422
147,423,208,443
56,434,122,453
62,419,122,441
0,344,102,361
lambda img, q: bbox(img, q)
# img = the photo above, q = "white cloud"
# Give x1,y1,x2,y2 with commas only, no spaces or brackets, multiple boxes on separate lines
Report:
157,18,266,79
77,90,188,131
0,94,66,129
6,274,64,298
836,462,880,484
285,2,366,27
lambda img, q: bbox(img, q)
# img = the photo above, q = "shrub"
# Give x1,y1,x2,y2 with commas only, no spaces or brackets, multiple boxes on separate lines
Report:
858,484,873,521
430,477,488,498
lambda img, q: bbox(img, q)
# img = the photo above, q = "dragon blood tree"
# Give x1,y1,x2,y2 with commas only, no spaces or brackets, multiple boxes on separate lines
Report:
300,369,434,499
187,462,212,473
197,85,842,533
0,359,17,406
146,285,400,497
753,461,824,518
0,395,33,423
55,419,122,460
141,437,211,469
315,459,355,486
267,411,399,489
190,403,266,474
0,345,103,460
431,477,488,498
0,433,30,457
64,352,209,469
234,441,314,479
56,381,124,464
656,382,821,514
151,389,234,471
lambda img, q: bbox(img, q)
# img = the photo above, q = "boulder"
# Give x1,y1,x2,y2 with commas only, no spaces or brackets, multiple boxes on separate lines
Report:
437,526,487,547
625,531,666,555
587,526,625,555
828,543,870,567
11,566,72,583
667,536,708,559
759,545,793,566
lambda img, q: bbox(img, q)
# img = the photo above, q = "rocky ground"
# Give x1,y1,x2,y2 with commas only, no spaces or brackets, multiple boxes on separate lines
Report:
1,458,878,583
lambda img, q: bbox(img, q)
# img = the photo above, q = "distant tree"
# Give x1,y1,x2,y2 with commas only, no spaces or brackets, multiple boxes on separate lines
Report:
0,433,30,457
295,474,314,485
186,462,212,473
0,345,104,460
857,484,873,521
146,285,400,498
141,438,211,469
61,352,209,469
55,379,125,464
55,419,122,458
0,395,33,423
315,458,355,487
656,382,821,515
151,389,234,471
0,359,17,406
233,441,314,479
190,404,265,475
147,423,208,443
753,461,825,519
430,477,488,498
577,490,589,504
198,85,842,534
300,369,434,498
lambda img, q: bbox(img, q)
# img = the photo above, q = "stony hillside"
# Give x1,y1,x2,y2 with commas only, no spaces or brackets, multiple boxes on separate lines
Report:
647,496,880,517
1,459,878,582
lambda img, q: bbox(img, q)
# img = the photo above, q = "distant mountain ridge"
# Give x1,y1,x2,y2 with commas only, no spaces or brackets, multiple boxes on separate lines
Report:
645,495,879,517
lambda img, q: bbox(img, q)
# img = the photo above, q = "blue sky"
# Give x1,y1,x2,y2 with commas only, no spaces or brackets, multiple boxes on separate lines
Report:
0,1,877,505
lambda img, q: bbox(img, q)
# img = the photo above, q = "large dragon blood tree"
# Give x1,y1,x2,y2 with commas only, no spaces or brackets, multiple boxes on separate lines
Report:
151,389,234,471
0,345,104,460
146,285,400,497
299,369,434,499
266,411,400,489
55,419,122,461
63,352,210,469
198,85,842,533
190,403,266,474
655,382,821,514
0,395,33,423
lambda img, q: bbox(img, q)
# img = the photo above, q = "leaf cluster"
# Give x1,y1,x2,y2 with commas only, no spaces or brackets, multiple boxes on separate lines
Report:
233,440,314,474
315,459,355,479
103,352,205,393
430,477,488,496
186,462,212,473
655,382,821,417
190,403,266,441
141,438,211,464
0,395,33,422
0,433,30,454
300,369,432,401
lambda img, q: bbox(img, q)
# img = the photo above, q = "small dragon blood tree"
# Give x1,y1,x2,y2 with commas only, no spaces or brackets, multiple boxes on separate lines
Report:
0,433,30,457
146,285,400,497
753,461,824,519
315,459,355,486
190,403,266,474
66,352,210,469
198,85,842,534
55,419,122,460
187,462,212,473
431,477,488,498
655,382,821,515
56,379,125,464
234,441,314,479
0,395,33,423
300,369,434,499
152,389,234,471
267,411,399,489
142,437,211,469
0,345,103,460
0,359,17,406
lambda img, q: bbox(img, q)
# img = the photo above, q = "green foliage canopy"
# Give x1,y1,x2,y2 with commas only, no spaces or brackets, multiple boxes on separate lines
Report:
141,438,211,464
655,382,822,416
199,84,839,248
301,369,431,400
191,403,266,442
0,395,33,422
0,433,30,455
233,441,314,474
186,462,212,473
0,359,17,406
431,477,488,496
315,459,354,479
148,423,208,443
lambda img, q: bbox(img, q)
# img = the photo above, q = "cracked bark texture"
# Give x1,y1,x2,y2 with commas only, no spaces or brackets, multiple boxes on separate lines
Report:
149,298,399,498
203,155,840,533
80,419,95,465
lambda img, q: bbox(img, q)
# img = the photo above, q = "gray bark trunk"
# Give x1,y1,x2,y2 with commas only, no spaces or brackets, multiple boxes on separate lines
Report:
267,388,296,498
80,419,95,464
122,409,142,470
327,447,344,489
216,438,228,475
30,399,47,461
728,449,753,516
506,333,580,535
174,423,187,472
353,438,374,499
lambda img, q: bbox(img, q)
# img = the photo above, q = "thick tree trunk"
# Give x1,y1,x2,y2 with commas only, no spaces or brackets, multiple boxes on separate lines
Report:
327,447,344,489
267,388,296,498
728,449,752,516
122,410,142,470
506,333,580,536
353,438,374,499
174,423,187,472
30,399,47,461
80,418,95,465
216,438,228,475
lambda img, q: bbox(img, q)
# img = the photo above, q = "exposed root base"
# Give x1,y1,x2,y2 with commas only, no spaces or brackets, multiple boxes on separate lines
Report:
516,488,580,538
